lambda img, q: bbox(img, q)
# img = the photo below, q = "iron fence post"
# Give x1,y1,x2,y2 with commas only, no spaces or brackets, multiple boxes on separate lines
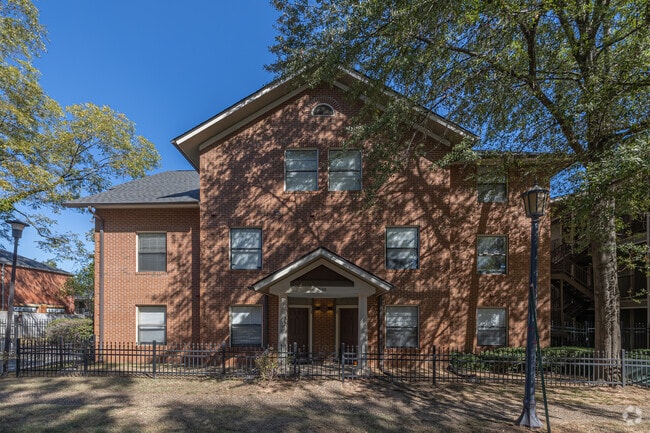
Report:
432,346,436,386
83,338,88,375
15,338,20,377
621,349,626,387
221,343,226,376
341,343,345,383
152,341,157,379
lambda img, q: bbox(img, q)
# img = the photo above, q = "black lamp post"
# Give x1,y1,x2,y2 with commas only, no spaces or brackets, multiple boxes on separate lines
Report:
2,219,28,375
516,184,548,429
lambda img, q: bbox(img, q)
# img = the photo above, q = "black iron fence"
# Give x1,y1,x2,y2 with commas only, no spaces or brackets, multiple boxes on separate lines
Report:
551,322,649,349
14,338,650,387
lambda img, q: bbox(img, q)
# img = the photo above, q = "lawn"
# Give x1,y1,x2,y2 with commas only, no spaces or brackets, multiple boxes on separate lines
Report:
0,376,648,432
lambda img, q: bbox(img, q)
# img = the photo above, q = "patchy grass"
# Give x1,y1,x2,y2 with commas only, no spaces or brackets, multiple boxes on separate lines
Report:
0,377,648,432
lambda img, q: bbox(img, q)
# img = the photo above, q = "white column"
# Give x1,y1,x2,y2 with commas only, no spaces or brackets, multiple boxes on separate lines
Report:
358,294,368,371
278,295,288,352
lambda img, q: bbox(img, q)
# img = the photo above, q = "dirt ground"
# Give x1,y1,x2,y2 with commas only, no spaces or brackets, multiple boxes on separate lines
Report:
0,376,649,432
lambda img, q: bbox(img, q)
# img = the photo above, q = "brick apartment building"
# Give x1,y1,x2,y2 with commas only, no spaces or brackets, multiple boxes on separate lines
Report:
0,249,73,314
67,71,551,353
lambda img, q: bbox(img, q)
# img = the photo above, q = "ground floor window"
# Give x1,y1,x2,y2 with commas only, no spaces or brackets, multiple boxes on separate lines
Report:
230,305,262,347
137,306,166,344
477,307,507,346
386,306,418,348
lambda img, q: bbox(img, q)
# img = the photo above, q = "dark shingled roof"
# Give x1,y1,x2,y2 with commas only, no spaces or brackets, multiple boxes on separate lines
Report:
65,171,199,207
0,249,72,276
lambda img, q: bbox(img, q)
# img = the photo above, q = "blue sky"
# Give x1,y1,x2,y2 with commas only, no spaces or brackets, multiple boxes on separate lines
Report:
13,0,280,272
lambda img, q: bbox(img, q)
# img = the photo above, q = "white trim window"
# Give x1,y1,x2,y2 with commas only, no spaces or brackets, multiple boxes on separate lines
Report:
477,165,507,203
137,306,166,344
386,306,419,348
386,227,419,270
230,228,262,270
137,233,166,272
231,306,263,347
311,103,334,116
477,308,507,346
328,149,362,191
477,235,507,274
285,149,318,191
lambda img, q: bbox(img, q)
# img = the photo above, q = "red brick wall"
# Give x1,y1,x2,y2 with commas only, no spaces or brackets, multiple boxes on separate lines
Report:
195,84,550,350
1,266,72,313
93,207,200,342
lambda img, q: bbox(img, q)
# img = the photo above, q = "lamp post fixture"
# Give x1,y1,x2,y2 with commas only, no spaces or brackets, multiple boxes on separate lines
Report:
516,184,549,429
2,219,28,375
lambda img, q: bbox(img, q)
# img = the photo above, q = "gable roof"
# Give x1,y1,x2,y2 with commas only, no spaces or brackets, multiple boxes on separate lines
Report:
172,69,475,170
0,249,72,276
250,247,393,295
64,170,199,209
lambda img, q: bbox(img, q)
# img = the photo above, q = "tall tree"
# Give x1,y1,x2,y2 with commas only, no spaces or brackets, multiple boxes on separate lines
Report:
269,0,650,362
0,0,159,262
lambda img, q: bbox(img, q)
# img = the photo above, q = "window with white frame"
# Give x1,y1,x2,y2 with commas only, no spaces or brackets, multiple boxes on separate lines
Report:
285,149,318,191
386,306,418,348
477,235,507,274
312,103,334,116
477,308,507,346
137,233,166,272
230,228,262,270
231,306,263,347
477,165,507,203
137,306,166,344
386,227,419,270
328,149,362,191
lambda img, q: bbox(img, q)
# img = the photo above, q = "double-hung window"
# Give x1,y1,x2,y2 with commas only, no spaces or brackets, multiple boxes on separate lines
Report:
386,227,419,270
230,228,262,270
137,306,166,344
285,149,318,191
477,308,507,346
477,165,507,203
328,149,361,191
137,233,166,272
477,235,507,274
231,306,262,347
386,306,418,348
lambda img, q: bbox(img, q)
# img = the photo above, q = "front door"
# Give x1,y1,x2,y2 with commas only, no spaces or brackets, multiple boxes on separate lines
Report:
288,307,309,349
339,308,358,350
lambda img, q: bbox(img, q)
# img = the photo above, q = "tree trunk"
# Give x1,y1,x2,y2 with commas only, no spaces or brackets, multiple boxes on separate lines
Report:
590,197,621,382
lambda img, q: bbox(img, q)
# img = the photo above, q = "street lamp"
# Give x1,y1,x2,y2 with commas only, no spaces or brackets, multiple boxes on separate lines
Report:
2,219,28,375
516,184,548,429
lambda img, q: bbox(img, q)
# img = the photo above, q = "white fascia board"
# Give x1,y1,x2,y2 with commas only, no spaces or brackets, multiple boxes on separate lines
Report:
197,84,310,153
332,79,474,145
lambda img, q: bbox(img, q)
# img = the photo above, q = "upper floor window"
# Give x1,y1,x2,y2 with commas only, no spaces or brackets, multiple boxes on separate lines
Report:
386,306,419,348
386,227,419,270
285,149,318,191
311,103,334,116
477,307,507,346
328,149,362,191
230,228,262,270
477,235,507,274
137,233,166,272
137,305,166,345
477,165,507,202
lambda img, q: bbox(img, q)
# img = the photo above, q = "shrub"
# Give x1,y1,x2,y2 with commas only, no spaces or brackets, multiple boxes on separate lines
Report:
45,318,93,344
255,348,279,386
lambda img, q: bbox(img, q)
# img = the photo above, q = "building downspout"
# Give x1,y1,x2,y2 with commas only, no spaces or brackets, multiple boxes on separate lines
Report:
88,207,105,352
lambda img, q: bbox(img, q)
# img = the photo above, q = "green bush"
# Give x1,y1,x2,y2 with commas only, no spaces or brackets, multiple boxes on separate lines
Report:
45,318,93,344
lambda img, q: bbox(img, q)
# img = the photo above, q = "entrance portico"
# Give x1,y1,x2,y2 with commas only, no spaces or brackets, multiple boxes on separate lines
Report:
249,248,393,361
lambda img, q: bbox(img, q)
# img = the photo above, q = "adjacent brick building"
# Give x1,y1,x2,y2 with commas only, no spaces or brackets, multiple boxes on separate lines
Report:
67,71,551,353
0,249,73,314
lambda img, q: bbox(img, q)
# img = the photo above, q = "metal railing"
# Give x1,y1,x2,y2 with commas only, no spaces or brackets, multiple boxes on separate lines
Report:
14,339,650,387
552,322,649,350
